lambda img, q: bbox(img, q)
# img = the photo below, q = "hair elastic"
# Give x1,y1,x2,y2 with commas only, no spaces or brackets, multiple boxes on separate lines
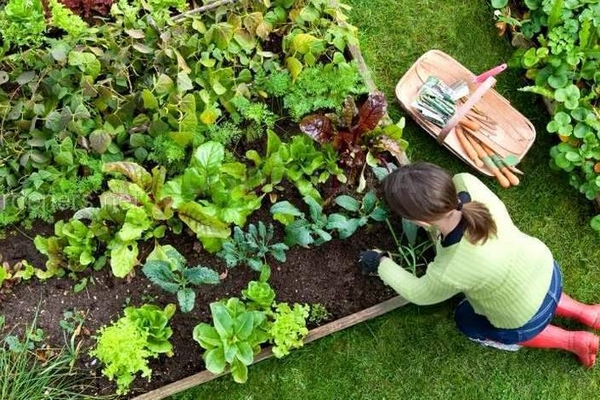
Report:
456,201,463,211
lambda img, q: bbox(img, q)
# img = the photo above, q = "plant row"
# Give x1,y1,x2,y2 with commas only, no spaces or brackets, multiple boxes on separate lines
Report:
491,0,600,234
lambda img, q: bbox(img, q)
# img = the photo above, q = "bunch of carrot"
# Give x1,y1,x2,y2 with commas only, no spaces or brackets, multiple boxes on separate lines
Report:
455,121,521,189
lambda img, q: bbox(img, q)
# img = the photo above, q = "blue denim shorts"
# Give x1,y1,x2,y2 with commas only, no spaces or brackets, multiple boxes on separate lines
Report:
454,261,562,344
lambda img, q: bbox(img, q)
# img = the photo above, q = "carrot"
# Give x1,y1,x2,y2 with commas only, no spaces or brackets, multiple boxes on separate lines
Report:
464,134,510,188
458,118,480,132
455,126,483,168
481,143,520,186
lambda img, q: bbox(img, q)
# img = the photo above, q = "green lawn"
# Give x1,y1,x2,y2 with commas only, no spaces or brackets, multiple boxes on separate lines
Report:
170,1,600,399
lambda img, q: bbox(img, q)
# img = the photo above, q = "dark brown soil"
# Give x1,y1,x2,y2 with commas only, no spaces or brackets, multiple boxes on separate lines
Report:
0,185,404,398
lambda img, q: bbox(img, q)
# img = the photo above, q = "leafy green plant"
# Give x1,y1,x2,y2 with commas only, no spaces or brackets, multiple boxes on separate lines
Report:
326,190,388,239
242,280,277,309
142,245,220,313
90,303,175,395
308,303,330,325
269,302,309,358
34,219,100,277
246,129,346,202
124,303,176,355
217,222,289,271
161,141,263,252
280,60,367,121
192,298,270,384
90,318,154,395
59,309,87,336
270,196,333,248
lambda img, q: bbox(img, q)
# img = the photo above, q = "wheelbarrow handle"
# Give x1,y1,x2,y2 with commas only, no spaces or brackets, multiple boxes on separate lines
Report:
473,63,507,84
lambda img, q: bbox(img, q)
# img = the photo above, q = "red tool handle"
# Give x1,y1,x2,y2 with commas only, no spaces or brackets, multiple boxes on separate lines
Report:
473,63,507,83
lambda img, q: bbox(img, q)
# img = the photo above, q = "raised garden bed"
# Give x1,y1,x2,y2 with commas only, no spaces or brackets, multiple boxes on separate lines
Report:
0,0,419,398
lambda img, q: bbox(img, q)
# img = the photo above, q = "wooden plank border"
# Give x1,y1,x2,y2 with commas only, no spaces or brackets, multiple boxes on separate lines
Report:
133,295,408,400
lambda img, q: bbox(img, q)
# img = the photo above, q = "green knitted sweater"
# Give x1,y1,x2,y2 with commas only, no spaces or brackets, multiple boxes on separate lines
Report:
378,173,554,329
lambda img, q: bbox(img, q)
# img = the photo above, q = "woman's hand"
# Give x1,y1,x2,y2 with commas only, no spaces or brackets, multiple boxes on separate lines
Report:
358,249,390,274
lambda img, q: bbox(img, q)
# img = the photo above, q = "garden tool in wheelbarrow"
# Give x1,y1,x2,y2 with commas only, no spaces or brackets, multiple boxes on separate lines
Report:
412,69,522,188
396,50,536,185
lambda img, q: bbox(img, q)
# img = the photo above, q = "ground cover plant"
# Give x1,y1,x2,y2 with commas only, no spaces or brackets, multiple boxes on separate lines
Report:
0,0,419,397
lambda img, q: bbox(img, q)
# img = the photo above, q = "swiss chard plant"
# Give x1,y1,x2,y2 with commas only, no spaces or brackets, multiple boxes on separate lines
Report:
300,91,407,183
217,222,289,272
160,141,264,252
142,244,220,312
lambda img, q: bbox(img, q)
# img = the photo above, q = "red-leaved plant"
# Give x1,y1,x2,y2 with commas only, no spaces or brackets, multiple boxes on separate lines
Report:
299,91,406,183
59,0,114,20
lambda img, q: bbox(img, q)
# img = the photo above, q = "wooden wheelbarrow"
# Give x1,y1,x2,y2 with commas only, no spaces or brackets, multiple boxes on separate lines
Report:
395,49,536,187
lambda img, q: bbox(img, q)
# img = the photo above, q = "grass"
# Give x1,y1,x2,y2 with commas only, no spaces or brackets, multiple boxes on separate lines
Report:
170,1,600,399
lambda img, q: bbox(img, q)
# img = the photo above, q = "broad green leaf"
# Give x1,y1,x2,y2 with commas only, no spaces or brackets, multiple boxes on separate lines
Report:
103,162,152,190
286,57,303,81
177,72,194,93
234,312,254,340
178,288,196,313
142,260,180,293
193,141,225,174
211,302,234,337
193,323,221,348
133,43,154,54
184,266,220,285
230,358,249,383
204,348,227,373
142,89,159,110
362,191,377,214
236,342,254,365
177,202,231,240
155,74,175,95
270,201,303,225
109,241,138,278
334,195,360,212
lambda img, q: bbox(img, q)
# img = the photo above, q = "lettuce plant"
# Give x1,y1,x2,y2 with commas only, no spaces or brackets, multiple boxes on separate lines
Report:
192,298,269,383
300,91,407,183
269,303,310,358
242,281,276,309
90,303,175,394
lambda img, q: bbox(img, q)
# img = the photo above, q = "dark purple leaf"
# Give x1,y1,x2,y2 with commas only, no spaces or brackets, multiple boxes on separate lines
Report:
299,115,334,143
352,91,387,138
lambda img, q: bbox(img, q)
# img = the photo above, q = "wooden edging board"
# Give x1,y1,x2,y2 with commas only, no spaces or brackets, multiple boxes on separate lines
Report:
132,295,409,400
